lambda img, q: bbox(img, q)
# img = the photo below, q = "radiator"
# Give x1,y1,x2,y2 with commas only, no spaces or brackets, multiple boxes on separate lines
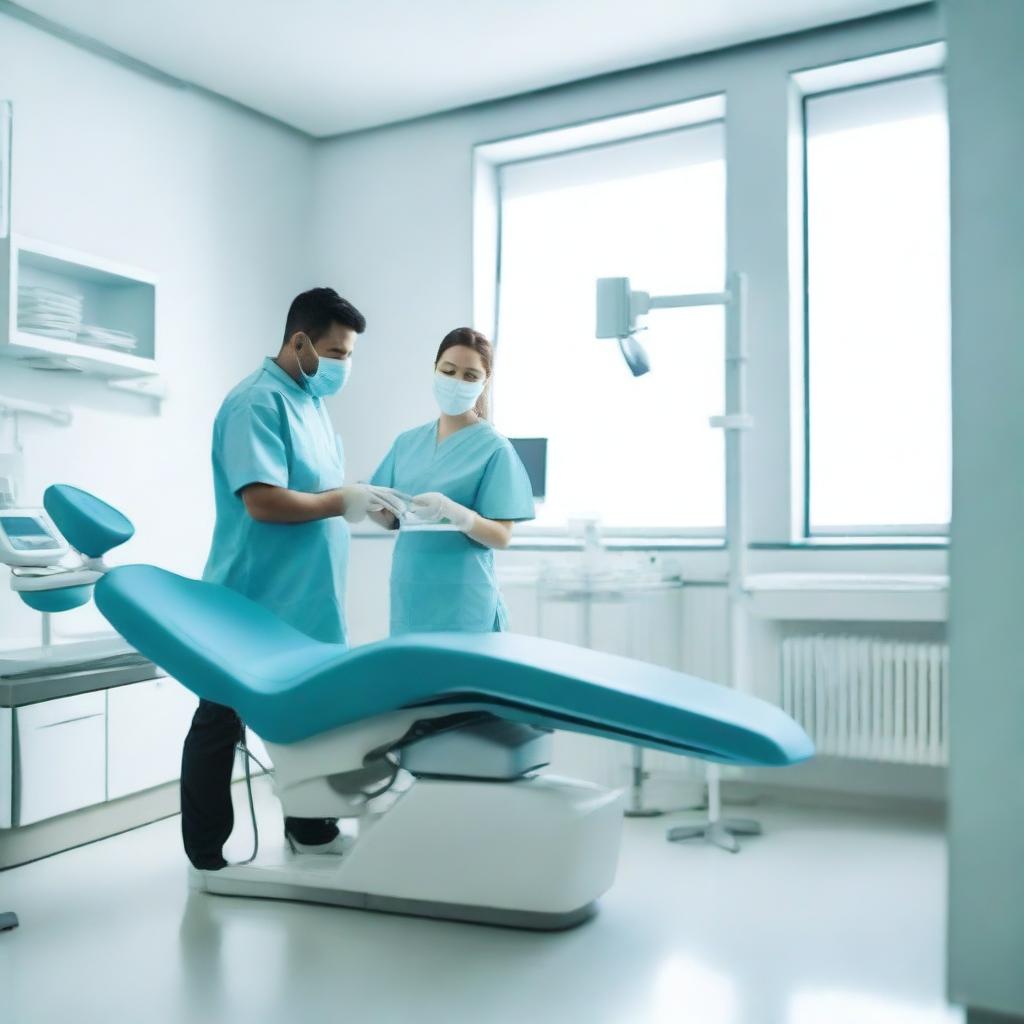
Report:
780,635,949,765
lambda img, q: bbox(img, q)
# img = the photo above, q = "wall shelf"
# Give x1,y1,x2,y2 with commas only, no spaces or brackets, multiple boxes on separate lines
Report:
0,235,160,384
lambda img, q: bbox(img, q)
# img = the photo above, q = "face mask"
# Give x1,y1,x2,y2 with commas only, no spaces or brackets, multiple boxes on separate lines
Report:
299,347,352,398
433,371,485,416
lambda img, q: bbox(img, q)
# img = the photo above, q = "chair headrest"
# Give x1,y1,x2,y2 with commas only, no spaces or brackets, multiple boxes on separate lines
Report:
44,484,134,558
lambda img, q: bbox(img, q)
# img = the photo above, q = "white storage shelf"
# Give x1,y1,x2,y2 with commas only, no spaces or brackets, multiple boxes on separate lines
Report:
0,234,158,379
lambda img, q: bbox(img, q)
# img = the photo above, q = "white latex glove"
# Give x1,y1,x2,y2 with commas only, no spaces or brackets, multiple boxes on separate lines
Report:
410,492,477,532
339,484,408,523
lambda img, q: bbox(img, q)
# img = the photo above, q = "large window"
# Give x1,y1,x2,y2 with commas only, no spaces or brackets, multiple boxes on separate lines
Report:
495,123,726,532
805,73,950,535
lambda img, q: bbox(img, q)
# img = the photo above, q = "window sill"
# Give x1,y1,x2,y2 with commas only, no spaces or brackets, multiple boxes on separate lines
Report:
506,536,725,553
751,538,948,551
348,530,724,551
745,572,949,622
352,532,947,552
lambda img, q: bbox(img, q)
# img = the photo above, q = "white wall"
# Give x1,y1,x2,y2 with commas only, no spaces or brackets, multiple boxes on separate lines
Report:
0,13,314,644
945,0,1024,1018
313,6,949,678
312,5,944,556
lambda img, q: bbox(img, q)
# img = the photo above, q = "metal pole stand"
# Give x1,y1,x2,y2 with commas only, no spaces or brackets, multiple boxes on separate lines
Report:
666,763,762,853
623,590,663,818
665,272,761,853
624,746,664,817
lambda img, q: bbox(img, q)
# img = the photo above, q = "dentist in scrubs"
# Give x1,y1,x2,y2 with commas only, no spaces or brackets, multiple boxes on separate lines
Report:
370,327,535,634
182,287,403,871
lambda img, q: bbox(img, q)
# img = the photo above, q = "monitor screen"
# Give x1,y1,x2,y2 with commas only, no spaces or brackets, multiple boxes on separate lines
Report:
1,515,54,539
509,438,548,502
0,514,61,551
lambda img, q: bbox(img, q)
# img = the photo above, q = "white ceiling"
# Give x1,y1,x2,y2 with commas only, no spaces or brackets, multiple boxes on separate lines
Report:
13,0,926,137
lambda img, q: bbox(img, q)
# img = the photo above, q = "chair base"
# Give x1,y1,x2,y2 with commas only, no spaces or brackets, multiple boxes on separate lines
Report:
666,817,763,854
192,868,597,930
193,774,625,931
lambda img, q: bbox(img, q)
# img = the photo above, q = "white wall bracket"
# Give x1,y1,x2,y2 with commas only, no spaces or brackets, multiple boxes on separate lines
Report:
710,414,754,431
0,394,72,427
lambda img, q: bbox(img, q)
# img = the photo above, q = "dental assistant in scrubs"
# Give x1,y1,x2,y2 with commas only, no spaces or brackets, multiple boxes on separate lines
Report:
181,288,404,871
370,328,535,634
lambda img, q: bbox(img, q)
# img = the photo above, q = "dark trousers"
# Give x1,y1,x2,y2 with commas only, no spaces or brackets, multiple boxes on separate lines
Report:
180,699,338,869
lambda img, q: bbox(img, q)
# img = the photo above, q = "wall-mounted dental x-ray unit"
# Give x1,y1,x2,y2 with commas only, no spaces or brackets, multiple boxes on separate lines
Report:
596,275,751,381
595,272,760,853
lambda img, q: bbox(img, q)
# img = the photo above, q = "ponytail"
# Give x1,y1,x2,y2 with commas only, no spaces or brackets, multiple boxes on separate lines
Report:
475,382,491,421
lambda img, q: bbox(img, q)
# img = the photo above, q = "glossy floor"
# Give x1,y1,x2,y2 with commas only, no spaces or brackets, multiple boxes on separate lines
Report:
0,783,961,1024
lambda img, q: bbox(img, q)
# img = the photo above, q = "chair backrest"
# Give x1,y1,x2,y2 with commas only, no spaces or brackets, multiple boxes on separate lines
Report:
43,484,134,559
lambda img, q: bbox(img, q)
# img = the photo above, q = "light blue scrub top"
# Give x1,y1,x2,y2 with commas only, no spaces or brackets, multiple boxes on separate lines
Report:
203,357,350,645
371,420,535,636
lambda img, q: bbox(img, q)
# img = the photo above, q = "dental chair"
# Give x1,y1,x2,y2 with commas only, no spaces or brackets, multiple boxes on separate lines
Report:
47,484,813,930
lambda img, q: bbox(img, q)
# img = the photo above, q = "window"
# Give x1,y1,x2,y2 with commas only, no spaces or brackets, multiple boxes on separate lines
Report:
495,123,726,532
805,73,950,535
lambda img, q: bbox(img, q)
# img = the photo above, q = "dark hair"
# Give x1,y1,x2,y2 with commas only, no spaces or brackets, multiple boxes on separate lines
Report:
435,327,493,420
282,287,366,345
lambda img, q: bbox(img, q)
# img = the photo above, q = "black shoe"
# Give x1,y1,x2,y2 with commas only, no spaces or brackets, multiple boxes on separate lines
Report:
188,856,227,871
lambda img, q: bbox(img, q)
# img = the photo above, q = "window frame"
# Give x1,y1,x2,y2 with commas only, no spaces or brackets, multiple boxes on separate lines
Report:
468,40,949,547
800,70,951,540
477,97,728,539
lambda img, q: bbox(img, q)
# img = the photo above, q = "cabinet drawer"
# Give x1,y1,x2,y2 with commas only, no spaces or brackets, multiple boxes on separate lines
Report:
1,709,12,828
16,692,106,825
107,677,197,800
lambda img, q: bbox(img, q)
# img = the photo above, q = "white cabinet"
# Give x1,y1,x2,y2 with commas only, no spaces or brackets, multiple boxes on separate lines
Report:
2,676,251,830
106,677,197,800
15,692,106,825
0,709,12,828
